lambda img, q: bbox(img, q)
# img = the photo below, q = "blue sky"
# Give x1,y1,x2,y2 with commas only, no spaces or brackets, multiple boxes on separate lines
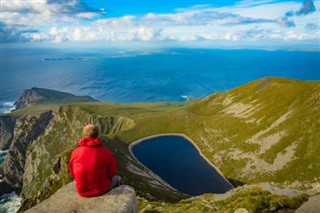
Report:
0,0,319,50
82,0,242,16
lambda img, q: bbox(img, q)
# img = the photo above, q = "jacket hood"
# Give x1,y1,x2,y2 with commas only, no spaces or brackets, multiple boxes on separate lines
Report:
78,137,103,147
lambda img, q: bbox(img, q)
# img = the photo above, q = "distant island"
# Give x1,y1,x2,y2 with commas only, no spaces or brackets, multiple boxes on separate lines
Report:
0,77,319,212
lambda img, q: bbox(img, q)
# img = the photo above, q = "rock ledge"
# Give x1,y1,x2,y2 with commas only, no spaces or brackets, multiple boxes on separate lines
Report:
24,182,138,213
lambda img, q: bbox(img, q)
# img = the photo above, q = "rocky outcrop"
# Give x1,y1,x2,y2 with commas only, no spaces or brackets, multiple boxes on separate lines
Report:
13,105,184,212
0,111,53,195
14,88,98,110
24,182,139,213
17,106,145,211
139,183,309,212
295,195,320,213
214,182,305,201
19,106,98,211
0,116,16,150
14,89,42,110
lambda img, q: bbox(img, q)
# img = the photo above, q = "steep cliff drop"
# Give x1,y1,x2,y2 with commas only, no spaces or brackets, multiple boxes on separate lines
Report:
0,116,16,150
0,111,53,195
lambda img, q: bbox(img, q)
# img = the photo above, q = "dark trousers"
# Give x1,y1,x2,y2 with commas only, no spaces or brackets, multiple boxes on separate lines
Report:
108,175,122,191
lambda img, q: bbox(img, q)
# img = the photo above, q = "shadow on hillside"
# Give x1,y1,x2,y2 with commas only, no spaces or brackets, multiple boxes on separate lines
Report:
227,178,246,187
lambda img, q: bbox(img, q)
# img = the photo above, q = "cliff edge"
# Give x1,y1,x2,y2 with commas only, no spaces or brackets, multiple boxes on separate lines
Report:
24,182,139,213
14,87,97,110
0,116,16,150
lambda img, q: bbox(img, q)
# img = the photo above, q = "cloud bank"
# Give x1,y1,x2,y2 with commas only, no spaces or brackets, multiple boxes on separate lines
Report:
0,0,319,49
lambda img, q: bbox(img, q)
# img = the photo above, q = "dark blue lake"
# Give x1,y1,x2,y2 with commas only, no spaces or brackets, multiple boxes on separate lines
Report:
131,135,233,196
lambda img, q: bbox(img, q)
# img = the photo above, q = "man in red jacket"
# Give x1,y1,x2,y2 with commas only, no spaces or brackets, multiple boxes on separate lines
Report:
69,124,122,197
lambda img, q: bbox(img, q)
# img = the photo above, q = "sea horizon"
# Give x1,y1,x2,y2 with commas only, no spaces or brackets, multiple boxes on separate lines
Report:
1,47,319,114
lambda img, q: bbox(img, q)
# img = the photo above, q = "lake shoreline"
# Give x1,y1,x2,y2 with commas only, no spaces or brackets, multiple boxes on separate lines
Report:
128,133,234,192
128,135,188,196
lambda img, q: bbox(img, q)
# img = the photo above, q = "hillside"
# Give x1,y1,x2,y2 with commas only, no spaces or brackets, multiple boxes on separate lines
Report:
183,78,320,185
14,87,98,110
90,77,319,187
0,77,319,212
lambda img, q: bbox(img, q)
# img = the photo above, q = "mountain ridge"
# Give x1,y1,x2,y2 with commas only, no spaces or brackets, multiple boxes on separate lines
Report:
14,87,98,110
0,77,319,212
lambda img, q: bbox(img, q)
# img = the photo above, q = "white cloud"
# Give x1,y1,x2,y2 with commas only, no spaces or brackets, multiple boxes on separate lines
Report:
128,27,163,41
0,0,103,27
220,1,302,19
76,12,99,19
0,0,319,48
1,1,47,13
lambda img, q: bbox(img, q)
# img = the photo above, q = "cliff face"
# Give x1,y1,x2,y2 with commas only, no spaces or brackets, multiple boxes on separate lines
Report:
14,89,42,110
14,87,98,110
0,104,182,212
0,111,53,194
19,106,95,210
25,182,139,213
0,116,16,150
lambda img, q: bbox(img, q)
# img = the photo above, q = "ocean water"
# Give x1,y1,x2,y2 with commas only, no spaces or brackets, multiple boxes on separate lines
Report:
1,47,319,113
0,151,21,213
131,136,233,195
0,192,21,213
0,150,8,165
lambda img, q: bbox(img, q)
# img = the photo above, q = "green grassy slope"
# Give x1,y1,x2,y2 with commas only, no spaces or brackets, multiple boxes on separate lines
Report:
75,77,320,186
138,186,308,213
17,77,318,186
182,78,320,185
8,77,319,211
30,87,97,104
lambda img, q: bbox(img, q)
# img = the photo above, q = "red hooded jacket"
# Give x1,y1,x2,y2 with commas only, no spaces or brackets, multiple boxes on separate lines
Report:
69,137,117,197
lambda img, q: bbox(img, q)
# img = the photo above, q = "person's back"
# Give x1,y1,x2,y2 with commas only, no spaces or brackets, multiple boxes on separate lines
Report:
69,124,121,197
